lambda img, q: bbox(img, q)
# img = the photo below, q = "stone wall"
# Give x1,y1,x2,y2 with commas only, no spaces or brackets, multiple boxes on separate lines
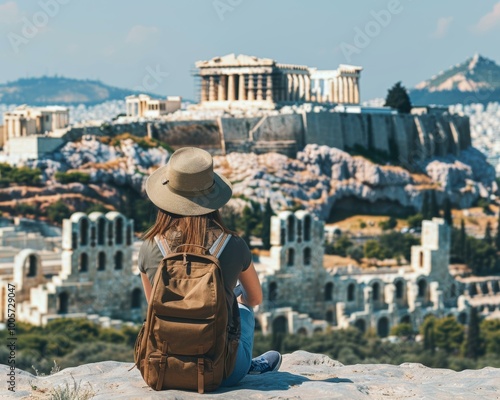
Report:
60,111,472,166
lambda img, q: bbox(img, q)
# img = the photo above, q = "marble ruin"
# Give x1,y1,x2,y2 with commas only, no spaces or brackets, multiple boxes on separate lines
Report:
125,94,182,118
195,54,362,108
0,211,145,326
2,211,499,335
3,105,69,141
254,212,500,337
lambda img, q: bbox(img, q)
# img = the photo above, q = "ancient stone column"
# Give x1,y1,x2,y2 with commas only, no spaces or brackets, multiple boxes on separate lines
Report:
287,74,293,101
227,74,236,101
343,76,349,104
238,74,246,100
354,78,360,104
208,76,216,101
293,74,299,101
304,75,311,101
337,76,343,103
281,74,287,101
247,74,255,101
218,75,227,101
298,74,305,101
256,74,263,101
266,74,273,102
200,77,208,102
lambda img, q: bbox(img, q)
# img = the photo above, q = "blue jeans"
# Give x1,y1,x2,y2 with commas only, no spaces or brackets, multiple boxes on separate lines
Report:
220,303,254,386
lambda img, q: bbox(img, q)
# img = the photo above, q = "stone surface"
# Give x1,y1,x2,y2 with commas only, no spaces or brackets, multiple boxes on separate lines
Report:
5,351,500,399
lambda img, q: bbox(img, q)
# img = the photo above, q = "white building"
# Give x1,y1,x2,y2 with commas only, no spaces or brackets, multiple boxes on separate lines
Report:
125,94,182,118
2,105,69,142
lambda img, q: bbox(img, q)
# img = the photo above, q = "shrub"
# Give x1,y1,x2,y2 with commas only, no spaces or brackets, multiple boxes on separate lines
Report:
54,171,91,184
379,217,397,231
46,200,71,224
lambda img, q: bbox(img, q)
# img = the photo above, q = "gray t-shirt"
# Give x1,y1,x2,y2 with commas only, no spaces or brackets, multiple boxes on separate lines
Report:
138,228,252,306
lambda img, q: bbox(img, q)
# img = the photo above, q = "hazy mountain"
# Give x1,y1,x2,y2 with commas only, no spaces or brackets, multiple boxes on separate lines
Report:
410,54,500,106
0,76,157,106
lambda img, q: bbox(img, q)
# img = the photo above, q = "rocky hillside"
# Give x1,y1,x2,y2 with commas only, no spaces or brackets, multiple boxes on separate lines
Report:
410,54,500,105
0,76,155,106
1,138,496,224
5,351,500,399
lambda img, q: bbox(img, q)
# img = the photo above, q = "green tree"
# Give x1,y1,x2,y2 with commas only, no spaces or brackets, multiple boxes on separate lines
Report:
480,319,500,356
46,200,71,224
379,216,397,231
363,240,386,259
429,190,439,219
390,323,414,339
384,81,412,113
443,198,452,226
421,316,436,354
433,316,464,354
422,192,431,220
261,199,274,250
464,307,482,359
484,221,493,245
407,213,423,229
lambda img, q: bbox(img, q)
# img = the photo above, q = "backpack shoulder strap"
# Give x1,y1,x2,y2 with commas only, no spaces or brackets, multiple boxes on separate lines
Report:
209,232,232,259
154,235,172,258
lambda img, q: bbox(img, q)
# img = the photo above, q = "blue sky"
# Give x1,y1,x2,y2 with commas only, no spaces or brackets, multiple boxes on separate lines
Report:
1,0,500,101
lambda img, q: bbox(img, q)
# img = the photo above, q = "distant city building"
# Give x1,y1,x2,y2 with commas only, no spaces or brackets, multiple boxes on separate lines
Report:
194,53,362,108
125,94,182,118
2,105,69,141
254,212,500,337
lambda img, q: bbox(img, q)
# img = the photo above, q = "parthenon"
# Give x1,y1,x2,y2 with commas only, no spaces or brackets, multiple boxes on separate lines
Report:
195,54,362,107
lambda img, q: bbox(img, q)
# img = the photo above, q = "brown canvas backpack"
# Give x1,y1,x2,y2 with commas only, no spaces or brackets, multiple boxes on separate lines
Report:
133,232,241,393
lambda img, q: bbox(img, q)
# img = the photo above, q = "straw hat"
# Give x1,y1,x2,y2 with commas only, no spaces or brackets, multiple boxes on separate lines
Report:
145,147,232,216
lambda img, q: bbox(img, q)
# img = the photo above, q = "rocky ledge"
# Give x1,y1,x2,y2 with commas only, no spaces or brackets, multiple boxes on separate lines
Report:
5,351,500,399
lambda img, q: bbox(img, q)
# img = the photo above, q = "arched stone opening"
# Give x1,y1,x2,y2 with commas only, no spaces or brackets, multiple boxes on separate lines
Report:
90,227,96,247
268,282,278,302
418,279,427,298
469,283,477,296
126,226,132,246
372,282,380,301
115,218,123,245
26,254,37,277
303,247,311,266
450,283,457,299
377,317,390,338
304,215,311,242
58,292,69,314
254,318,262,332
400,315,411,324
114,251,123,270
297,327,308,336
458,312,467,324
131,288,142,309
272,316,288,335
108,221,114,246
354,319,366,333
492,281,500,294
324,282,334,301
326,310,334,323
80,218,89,246
98,252,106,271
286,248,295,267
79,253,88,272
347,283,356,302
395,280,404,300
97,218,106,245
287,215,295,242
480,282,489,295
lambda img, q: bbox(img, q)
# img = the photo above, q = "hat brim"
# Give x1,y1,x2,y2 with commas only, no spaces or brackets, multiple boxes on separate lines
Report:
145,165,233,216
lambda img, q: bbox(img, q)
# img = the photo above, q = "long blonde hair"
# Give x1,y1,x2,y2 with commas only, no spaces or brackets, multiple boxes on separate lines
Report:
143,209,235,253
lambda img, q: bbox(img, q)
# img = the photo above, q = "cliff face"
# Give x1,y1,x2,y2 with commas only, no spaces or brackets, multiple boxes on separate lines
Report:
218,144,497,220
5,351,500,399
2,139,496,221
